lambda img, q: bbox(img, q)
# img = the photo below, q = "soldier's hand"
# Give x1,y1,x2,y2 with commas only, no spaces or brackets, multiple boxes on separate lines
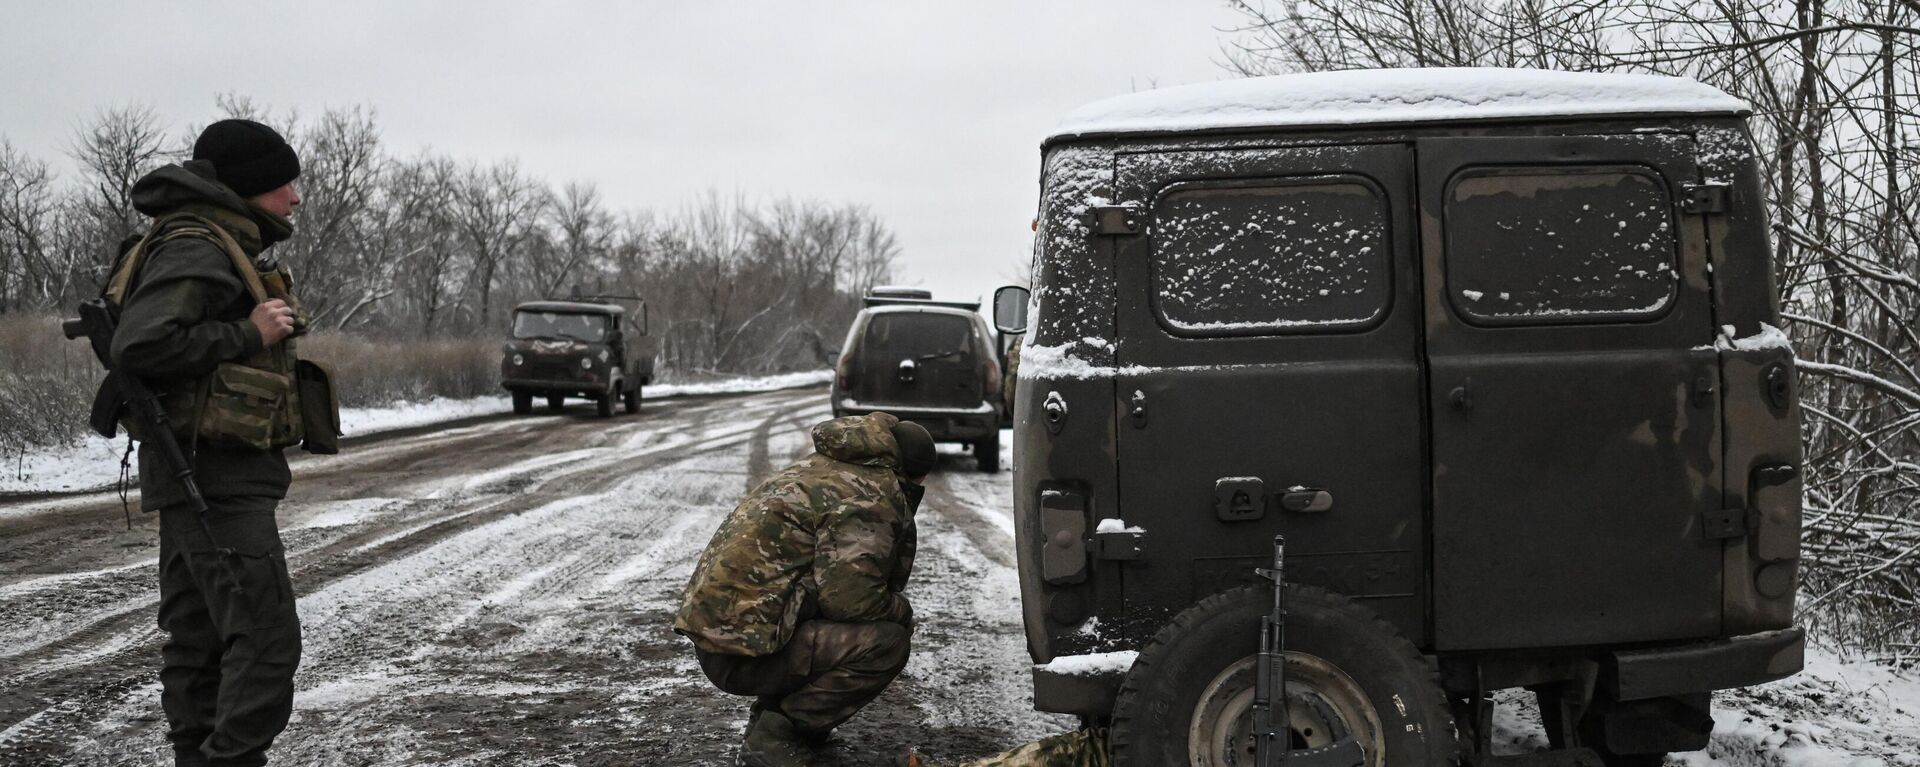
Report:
251,299,297,347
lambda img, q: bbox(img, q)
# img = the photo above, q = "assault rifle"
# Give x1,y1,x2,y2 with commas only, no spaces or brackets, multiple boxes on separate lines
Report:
1253,534,1364,767
65,299,242,591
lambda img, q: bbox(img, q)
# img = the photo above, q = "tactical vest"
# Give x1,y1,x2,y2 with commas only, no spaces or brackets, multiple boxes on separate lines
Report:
106,212,314,452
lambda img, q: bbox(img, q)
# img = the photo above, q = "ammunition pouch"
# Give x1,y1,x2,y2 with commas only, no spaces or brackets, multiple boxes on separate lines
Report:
196,362,300,451
295,359,341,455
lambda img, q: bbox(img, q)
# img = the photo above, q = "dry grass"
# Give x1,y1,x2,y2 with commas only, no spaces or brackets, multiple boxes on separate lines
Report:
0,313,101,456
289,332,503,411
0,312,500,455
295,331,498,407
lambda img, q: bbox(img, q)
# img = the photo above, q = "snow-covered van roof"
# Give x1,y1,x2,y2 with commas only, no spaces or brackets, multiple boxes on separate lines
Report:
1049,68,1749,142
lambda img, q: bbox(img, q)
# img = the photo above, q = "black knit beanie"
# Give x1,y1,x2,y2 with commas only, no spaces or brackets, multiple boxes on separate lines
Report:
192,119,300,198
890,421,937,479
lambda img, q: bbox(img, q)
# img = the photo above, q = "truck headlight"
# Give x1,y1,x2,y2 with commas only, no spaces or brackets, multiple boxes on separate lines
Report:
580,357,593,369
512,354,525,366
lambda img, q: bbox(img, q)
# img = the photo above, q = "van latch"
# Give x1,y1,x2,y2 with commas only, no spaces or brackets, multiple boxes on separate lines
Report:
1681,182,1730,214
1083,205,1142,236
1700,507,1748,540
1092,528,1145,560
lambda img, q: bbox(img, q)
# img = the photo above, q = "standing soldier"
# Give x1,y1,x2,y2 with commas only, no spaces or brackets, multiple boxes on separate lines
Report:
675,412,937,767
110,119,314,767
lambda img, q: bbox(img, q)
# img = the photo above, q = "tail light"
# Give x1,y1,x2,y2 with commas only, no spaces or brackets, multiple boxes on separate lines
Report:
982,355,1002,398
836,351,856,390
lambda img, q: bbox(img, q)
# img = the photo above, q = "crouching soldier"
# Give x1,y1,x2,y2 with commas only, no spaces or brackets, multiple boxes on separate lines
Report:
674,412,938,767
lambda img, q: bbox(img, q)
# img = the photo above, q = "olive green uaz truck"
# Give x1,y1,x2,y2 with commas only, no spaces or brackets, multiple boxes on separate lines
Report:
501,298,655,418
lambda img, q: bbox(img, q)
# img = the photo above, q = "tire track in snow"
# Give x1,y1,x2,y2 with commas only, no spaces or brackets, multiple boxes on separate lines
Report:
0,390,826,763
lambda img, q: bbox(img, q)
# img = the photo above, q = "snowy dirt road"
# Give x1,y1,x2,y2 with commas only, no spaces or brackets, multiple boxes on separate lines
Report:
3,384,1914,766
0,386,1071,766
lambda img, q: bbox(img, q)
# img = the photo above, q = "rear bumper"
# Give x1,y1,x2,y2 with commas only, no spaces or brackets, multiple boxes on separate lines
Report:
1605,627,1804,701
835,399,999,441
1029,627,1806,717
503,377,615,396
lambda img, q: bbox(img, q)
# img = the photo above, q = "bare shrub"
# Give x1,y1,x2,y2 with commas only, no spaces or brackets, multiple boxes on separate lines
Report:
0,313,100,459
296,331,497,407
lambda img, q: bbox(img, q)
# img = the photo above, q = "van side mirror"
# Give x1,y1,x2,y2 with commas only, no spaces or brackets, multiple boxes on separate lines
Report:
993,285,1030,335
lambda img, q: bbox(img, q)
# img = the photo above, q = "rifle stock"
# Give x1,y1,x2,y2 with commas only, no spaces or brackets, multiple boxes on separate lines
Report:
65,298,209,516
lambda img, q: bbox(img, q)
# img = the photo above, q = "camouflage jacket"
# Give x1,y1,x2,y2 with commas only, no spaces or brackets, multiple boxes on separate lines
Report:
675,413,918,656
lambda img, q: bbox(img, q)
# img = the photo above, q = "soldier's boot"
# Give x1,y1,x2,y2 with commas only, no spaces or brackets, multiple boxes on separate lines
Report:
739,710,812,767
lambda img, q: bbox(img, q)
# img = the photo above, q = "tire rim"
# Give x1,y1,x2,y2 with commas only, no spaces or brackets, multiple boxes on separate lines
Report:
1187,651,1384,767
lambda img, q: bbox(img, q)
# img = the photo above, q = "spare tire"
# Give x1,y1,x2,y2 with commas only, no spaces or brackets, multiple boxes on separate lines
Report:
1110,584,1453,767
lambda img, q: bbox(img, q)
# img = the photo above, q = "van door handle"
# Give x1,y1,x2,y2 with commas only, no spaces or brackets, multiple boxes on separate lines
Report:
1280,489,1333,513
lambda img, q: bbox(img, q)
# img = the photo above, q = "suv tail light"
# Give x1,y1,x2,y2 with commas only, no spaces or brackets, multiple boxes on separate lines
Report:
982,355,1002,398
836,351,856,390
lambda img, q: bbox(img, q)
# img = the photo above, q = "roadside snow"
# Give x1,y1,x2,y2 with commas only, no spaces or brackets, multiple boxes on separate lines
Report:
0,370,833,495
648,370,832,397
1053,69,1748,139
1688,649,1920,767
1490,645,1920,765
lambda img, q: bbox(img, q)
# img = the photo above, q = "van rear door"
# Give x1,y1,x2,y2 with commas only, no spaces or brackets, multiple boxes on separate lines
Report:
1109,143,1428,644
1418,134,1724,651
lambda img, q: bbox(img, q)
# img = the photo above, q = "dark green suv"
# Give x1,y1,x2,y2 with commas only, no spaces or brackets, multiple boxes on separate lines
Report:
1005,69,1804,766
833,288,1009,472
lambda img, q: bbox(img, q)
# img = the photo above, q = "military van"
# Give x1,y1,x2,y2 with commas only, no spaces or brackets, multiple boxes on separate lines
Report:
1000,69,1805,766
833,287,1009,472
501,298,655,418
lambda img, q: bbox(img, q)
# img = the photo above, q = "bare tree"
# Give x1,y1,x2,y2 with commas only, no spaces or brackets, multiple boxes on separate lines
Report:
67,105,170,285
0,140,60,311
276,106,385,326
450,160,548,328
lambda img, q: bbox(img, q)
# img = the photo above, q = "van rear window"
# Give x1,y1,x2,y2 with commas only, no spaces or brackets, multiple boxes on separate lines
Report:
1150,179,1391,335
1445,167,1677,323
864,313,976,356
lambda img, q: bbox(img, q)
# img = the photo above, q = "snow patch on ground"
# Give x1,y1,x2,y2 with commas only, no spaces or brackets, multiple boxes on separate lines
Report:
1487,645,1920,765
649,370,832,397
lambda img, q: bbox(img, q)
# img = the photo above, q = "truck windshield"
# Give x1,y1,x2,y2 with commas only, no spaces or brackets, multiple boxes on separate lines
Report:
513,311,610,342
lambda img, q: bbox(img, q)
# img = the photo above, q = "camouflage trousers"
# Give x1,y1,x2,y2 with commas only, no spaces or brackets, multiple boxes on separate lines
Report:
696,619,911,734
925,729,1110,767
157,497,302,767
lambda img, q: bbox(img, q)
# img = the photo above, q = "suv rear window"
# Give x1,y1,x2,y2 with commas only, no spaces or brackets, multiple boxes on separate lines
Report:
1444,167,1678,324
1150,178,1391,336
864,313,976,357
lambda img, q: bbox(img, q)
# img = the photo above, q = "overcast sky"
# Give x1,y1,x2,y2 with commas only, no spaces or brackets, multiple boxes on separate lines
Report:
0,1,1249,306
